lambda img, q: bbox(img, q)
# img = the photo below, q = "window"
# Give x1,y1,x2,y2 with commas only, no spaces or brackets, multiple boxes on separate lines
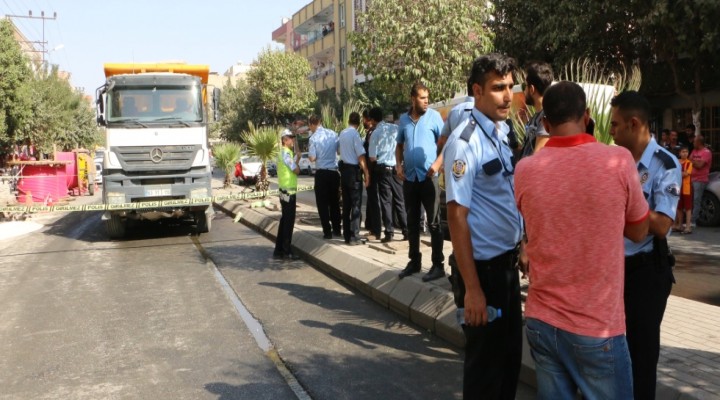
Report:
339,2,346,28
340,47,346,69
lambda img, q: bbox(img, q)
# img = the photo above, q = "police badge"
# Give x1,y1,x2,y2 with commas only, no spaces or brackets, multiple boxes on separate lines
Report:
452,159,467,180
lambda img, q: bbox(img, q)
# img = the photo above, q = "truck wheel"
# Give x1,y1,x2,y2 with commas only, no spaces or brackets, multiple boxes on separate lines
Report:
195,210,211,233
106,214,126,239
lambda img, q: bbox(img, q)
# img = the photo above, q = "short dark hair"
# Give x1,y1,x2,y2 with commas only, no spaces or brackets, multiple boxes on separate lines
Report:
610,90,651,125
525,61,554,95
368,107,383,123
662,128,670,135
308,114,321,125
348,111,361,126
468,53,517,87
410,81,429,98
542,81,587,126
686,123,696,131
680,145,689,151
466,77,473,96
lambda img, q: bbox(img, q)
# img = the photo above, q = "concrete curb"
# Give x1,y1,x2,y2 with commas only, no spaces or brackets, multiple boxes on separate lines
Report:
215,199,703,400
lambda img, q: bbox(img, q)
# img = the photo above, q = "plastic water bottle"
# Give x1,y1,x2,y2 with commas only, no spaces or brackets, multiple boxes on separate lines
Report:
456,306,502,326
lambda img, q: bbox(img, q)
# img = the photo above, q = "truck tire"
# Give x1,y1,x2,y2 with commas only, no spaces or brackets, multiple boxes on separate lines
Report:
106,214,126,239
195,210,211,233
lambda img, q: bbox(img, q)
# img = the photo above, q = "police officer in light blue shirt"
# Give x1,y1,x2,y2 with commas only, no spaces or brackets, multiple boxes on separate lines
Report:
610,91,681,400
442,54,523,399
431,78,475,176
368,107,408,242
308,115,341,239
338,112,370,244
396,82,446,282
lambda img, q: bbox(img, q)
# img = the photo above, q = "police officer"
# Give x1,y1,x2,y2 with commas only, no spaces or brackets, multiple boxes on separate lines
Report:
362,110,381,240
273,129,302,260
443,54,523,399
429,78,474,175
338,112,370,244
367,107,408,242
308,115,342,239
610,90,681,400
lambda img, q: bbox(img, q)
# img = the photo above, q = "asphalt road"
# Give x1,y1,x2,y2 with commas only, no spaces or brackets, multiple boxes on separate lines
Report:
0,205,536,399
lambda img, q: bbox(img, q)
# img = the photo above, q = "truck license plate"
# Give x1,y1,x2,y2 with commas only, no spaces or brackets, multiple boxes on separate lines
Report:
145,186,172,197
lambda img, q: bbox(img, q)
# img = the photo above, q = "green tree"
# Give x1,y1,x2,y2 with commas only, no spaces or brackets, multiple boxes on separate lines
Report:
0,19,33,150
212,142,242,188
218,77,253,142
241,122,280,193
349,0,494,103
245,47,316,125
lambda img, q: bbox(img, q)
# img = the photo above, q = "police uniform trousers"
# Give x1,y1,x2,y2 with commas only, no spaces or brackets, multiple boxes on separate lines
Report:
462,249,522,400
364,170,381,236
314,169,341,236
373,165,408,237
624,251,674,400
340,163,363,242
274,192,296,256
403,176,444,267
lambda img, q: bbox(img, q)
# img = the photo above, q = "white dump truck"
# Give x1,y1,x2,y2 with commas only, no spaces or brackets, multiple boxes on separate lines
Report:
95,63,219,238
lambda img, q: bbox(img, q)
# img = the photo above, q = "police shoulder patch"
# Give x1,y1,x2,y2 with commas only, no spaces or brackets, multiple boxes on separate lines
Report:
666,183,681,197
452,159,467,180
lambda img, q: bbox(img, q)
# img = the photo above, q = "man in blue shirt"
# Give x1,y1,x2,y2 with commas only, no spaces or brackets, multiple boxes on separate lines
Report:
610,91,681,400
308,115,342,239
396,82,446,282
368,107,408,242
429,78,474,175
443,54,523,399
338,112,370,244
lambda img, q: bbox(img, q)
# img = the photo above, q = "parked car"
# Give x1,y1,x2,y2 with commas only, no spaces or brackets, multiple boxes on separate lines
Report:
298,152,316,175
698,171,720,226
266,160,277,177
235,155,263,185
93,155,104,185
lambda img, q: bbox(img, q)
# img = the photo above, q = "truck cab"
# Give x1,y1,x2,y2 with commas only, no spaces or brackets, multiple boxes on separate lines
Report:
96,63,218,238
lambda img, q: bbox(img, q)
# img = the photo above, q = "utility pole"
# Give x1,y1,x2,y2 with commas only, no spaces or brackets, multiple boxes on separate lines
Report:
5,10,58,64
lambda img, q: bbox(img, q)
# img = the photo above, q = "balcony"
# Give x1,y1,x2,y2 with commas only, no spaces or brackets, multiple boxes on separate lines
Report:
308,64,336,82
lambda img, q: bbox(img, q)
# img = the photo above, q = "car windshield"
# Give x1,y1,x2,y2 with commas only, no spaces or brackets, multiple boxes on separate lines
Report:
107,85,202,124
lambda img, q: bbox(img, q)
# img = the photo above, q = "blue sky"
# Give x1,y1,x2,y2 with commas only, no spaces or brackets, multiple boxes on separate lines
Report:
2,0,310,95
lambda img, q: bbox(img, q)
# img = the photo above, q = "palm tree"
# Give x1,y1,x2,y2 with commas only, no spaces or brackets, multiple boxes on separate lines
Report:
213,142,242,188
241,121,280,193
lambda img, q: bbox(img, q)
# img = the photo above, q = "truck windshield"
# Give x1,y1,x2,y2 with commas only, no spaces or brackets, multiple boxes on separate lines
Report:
106,85,202,124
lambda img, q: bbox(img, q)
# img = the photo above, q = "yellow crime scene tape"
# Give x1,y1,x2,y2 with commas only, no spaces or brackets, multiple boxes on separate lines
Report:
0,185,315,214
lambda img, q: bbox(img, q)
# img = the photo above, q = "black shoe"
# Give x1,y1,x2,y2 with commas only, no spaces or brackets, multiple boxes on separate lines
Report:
333,231,343,238
381,235,393,243
286,253,301,260
323,233,333,240
402,233,409,241
272,252,284,260
399,262,421,279
422,265,446,282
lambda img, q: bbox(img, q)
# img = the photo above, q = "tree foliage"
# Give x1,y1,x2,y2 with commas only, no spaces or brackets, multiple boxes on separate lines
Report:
349,0,494,103
0,19,33,147
245,47,317,125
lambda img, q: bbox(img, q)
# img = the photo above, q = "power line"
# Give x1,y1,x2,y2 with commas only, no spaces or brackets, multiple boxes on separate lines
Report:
4,9,57,64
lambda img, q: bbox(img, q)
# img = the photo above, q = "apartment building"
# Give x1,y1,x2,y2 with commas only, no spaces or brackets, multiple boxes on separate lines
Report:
272,0,367,99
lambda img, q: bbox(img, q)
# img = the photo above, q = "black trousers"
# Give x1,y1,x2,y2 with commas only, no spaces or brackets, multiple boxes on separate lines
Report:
274,194,296,255
365,166,381,235
624,252,673,400
340,164,363,241
314,169,341,236
462,251,522,400
403,176,444,268
374,166,407,236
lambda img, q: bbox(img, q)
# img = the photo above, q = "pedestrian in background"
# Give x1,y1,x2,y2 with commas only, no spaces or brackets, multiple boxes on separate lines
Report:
308,115,342,239
443,54,523,399
519,61,554,159
396,82,446,282
517,82,650,399
338,112,370,245
273,129,302,261
362,110,382,240
367,107,408,242
674,146,694,233
690,134,713,229
611,90,681,400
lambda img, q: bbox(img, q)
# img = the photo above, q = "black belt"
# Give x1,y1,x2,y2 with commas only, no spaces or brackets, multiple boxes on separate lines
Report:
625,251,655,269
475,247,520,270
377,164,395,170
317,168,337,171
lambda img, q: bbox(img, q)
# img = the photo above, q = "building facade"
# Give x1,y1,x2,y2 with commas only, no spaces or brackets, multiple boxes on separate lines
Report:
272,0,368,99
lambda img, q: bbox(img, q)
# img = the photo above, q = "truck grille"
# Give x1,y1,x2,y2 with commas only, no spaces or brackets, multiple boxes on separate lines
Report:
111,145,201,171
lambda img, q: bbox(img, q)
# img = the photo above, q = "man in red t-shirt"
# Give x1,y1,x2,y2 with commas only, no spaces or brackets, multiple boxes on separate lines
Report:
515,82,649,399
690,135,713,225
